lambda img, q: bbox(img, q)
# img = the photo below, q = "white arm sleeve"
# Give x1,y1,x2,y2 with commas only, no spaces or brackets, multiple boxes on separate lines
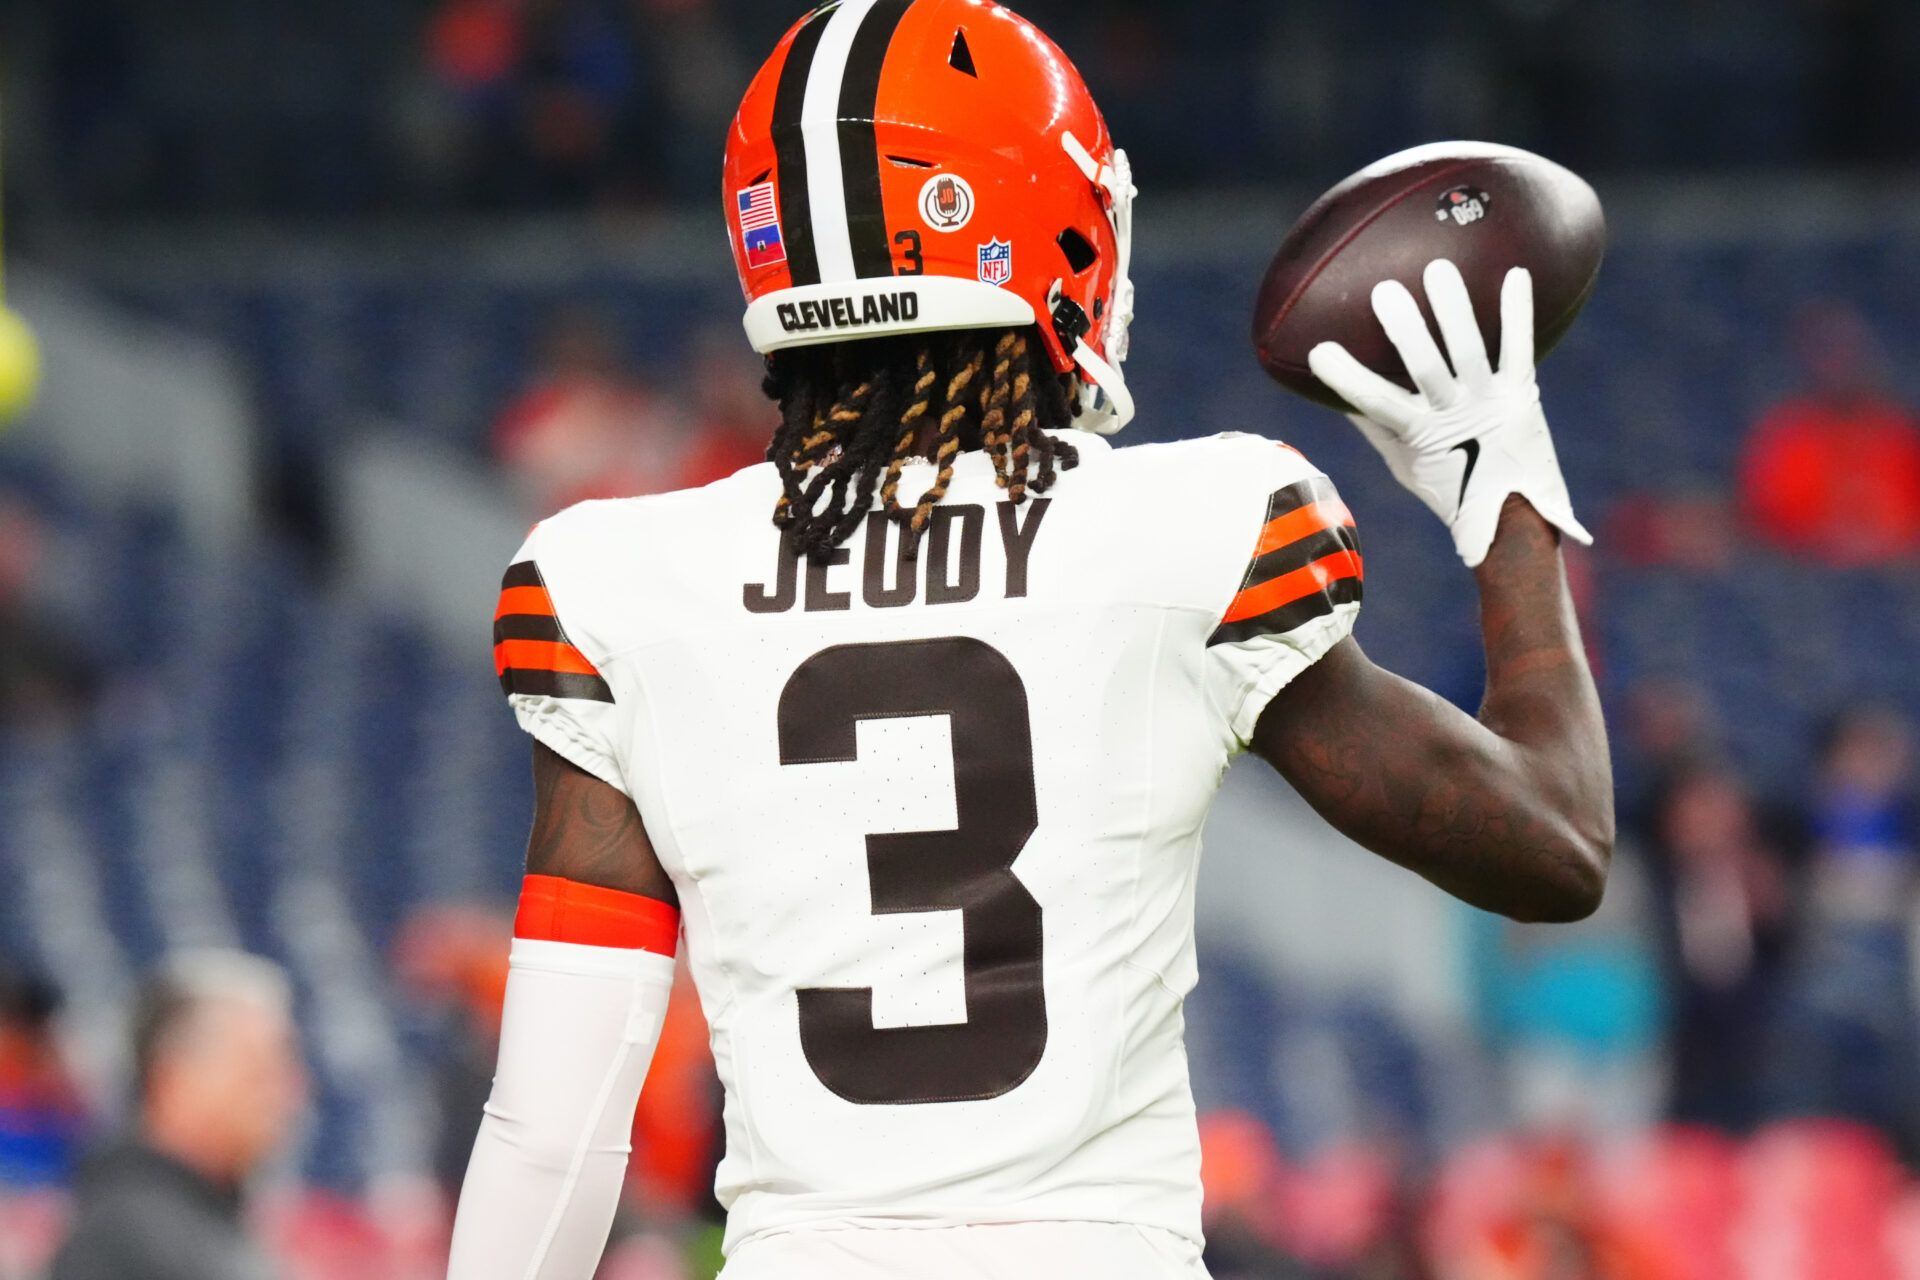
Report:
446,938,676,1280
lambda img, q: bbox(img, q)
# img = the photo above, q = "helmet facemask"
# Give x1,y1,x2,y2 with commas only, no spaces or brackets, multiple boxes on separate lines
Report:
1058,133,1138,436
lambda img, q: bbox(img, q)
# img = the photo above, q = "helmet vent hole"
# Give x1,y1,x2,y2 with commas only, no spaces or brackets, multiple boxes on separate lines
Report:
1057,228,1099,274
888,155,935,169
749,169,772,186
949,30,978,77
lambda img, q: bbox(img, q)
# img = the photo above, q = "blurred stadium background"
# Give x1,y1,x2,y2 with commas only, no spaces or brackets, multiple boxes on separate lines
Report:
3,0,1920,1276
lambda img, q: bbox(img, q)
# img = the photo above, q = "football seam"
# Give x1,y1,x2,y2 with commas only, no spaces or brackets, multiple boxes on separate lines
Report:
1257,157,1485,357
1262,255,1602,379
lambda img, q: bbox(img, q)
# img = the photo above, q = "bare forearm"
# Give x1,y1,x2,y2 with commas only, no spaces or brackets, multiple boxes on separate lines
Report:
1472,498,1614,877
1256,502,1613,923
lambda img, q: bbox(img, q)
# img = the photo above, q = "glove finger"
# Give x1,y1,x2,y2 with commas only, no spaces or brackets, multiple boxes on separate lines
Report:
1423,259,1492,387
1309,341,1422,430
1371,280,1458,407
1524,491,1596,547
1499,267,1537,380
1452,492,1504,570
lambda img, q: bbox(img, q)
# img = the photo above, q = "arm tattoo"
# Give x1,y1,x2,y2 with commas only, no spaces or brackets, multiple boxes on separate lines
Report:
1255,499,1613,922
526,743,678,906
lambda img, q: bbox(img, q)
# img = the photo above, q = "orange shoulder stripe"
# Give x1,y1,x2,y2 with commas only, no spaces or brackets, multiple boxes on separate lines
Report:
496,585,558,620
1223,549,1365,625
493,639,602,679
1253,499,1356,560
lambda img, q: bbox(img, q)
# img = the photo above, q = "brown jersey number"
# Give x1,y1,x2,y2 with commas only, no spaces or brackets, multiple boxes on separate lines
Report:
777,637,1047,1105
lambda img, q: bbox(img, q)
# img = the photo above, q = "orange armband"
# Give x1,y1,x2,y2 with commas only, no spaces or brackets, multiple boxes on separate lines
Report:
514,875,680,957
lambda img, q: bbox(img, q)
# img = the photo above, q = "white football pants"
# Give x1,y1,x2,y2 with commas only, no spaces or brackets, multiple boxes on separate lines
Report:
720,1221,1211,1279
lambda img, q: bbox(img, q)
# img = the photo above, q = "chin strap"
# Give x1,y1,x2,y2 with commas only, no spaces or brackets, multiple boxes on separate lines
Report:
1061,132,1138,435
1069,338,1135,434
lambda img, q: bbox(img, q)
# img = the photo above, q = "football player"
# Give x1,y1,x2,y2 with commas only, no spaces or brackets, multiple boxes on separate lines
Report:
447,1,1612,1276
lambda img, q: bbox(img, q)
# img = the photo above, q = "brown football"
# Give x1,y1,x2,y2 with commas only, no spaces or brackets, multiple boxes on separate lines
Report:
1253,142,1607,411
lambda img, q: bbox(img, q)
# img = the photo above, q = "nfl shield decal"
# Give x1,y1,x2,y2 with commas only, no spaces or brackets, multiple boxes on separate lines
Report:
978,239,1013,287
738,182,787,269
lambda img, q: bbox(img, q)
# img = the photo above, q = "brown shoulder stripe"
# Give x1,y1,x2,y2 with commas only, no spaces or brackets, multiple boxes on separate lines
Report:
1209,478,1364,648
493,561,614,703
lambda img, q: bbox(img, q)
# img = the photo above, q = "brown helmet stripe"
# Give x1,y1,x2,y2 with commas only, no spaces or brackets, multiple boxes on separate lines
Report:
770,6,835,286
837,0,918,279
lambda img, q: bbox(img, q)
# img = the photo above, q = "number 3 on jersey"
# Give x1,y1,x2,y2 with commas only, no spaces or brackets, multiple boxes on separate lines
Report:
777,638,1047,1105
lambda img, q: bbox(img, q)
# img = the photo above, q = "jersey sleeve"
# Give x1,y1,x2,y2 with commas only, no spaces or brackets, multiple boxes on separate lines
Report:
1203,446,1364,747
494,525,631,795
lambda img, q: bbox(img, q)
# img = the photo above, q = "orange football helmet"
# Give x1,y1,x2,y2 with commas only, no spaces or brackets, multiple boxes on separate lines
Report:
724,0,1138,433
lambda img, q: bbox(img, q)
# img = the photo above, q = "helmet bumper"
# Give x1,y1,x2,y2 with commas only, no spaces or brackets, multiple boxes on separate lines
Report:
743,276,1037,355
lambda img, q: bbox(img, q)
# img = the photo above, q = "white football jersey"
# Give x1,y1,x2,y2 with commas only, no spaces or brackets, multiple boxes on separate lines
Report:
493,430,1363,1255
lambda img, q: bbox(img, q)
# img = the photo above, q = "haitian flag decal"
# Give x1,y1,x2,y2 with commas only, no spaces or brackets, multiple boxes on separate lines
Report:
738,183,787,269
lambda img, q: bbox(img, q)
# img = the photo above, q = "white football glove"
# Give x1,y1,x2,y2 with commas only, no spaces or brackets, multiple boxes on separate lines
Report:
1307,259,1592,569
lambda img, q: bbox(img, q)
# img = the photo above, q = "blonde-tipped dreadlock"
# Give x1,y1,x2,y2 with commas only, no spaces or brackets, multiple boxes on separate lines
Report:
764,327,1080,563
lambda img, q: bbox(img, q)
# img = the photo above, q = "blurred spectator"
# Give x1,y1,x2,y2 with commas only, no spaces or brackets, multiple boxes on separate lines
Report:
1465,858,1666,1138
1639,760,1794,1133
391,905,511,1200
417,0,659,208
492,308,689,514
0,968,86,1189
1767,708,1920,1152
1739,302,1920,565
625,965,719,1220
1616,678,1720,813
13,0,1920,222
0,499,98,724
1603,490,1738,573
591,968,723,1280
1196,1111,1314,1279
1429,1136,1663,1280
673,329,775,490
49,952,308,1280
396,903,719,1229
425,0,525,98
1740,1119,1908,1280
1593,1126,1745,1280
516,0,648,205
642,0,753,196
1273,1143,1421,1279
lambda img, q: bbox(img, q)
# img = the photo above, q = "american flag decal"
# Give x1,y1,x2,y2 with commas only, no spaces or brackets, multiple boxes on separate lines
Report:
738,182,788,269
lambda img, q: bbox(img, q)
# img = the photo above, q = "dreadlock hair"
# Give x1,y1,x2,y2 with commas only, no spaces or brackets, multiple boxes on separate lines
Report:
764,326,1081,563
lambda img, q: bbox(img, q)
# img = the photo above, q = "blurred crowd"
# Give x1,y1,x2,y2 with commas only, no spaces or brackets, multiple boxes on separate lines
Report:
1,274,1919,1276
4,1,1920,1267
0,500,95,727
4,0,1919,226
1615,300,1920,570
5,705,1920,1280
490,312,769,515
486,290,1920,556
